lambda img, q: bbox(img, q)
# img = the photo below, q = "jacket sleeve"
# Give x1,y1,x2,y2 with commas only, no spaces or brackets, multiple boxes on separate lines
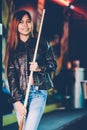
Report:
38,39,57,73
7,55,22,103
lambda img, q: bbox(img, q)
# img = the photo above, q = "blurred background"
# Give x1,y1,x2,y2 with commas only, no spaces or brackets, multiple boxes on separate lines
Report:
1,0,87,128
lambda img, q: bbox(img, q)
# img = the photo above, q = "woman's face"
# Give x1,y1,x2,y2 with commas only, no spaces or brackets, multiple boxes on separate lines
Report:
18,14,32,36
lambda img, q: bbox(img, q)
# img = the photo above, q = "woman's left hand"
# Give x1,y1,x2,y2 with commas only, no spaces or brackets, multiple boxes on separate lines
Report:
29,62,41,72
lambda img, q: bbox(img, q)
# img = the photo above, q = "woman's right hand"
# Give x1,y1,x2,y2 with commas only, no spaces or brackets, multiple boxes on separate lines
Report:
14,101,27,117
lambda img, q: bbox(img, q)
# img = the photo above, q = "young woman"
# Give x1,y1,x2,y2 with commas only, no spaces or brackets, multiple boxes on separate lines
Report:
5,10,57,130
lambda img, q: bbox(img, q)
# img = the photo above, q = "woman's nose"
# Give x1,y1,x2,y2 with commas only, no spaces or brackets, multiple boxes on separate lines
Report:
24,22,28,27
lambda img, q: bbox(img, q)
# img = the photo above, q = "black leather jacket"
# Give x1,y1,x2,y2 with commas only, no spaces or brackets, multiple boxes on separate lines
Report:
7,37,57,103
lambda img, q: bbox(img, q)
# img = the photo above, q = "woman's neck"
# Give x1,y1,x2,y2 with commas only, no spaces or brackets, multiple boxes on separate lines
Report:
20,35,30,43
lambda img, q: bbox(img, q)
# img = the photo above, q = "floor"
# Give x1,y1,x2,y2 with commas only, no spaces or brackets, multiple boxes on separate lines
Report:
2,108,87,130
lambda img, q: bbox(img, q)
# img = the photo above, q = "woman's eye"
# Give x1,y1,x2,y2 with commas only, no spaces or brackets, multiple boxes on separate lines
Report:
19,21,23,23
27,20,31,23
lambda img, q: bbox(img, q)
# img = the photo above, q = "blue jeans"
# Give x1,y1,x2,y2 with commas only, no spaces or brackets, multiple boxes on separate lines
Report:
15,86,47,130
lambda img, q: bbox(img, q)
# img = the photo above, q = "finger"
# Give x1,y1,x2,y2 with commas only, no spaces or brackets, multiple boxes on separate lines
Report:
29,62,35,65
19,108,27,117
29,62,37,65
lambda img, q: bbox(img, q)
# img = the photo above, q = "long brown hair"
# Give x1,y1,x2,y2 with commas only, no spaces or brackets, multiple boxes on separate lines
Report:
4,10,33,72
